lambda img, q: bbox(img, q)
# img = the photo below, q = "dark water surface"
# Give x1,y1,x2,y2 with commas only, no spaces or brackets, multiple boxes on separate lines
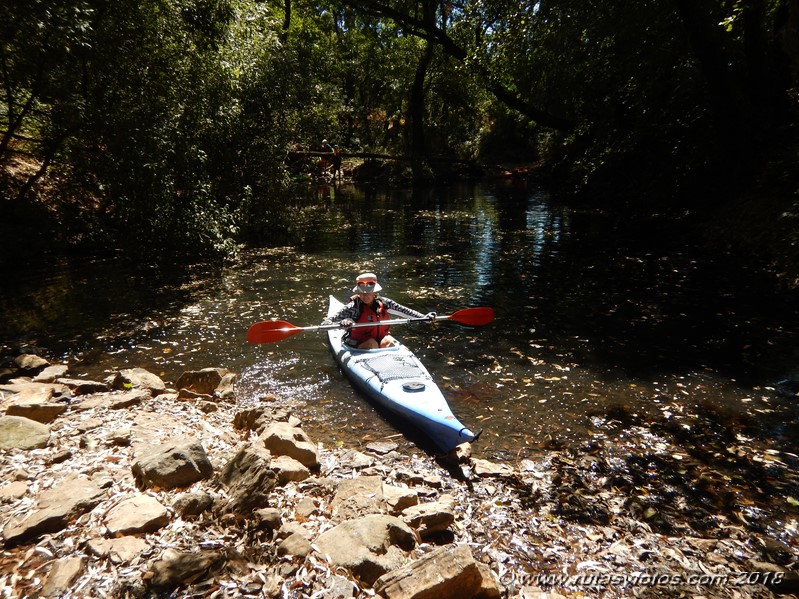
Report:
2,181,799,461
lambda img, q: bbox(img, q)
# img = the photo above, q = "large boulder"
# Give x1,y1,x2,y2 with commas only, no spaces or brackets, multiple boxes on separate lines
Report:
374,544,502,599
315,514,417,585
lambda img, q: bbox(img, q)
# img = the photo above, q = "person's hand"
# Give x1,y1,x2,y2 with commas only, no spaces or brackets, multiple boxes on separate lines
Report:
425,312,437,322
340,319,354,328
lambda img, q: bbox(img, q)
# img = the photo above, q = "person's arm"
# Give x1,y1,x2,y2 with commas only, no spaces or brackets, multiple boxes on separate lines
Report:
381,297,430,320
322,301,359,325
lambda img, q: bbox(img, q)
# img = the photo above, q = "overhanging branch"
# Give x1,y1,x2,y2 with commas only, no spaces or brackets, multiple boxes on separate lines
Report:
339,0,573,131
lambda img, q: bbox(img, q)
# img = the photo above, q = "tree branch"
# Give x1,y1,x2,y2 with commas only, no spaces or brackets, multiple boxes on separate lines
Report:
341,0,572,130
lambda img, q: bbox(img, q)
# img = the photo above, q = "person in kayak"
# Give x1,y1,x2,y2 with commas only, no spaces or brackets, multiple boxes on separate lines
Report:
324,272,436,349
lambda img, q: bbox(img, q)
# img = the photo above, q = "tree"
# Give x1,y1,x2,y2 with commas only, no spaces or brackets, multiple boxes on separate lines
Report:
337,0,573,131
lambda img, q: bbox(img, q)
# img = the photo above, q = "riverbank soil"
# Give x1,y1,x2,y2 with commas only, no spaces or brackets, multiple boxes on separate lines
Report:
1,357,797,598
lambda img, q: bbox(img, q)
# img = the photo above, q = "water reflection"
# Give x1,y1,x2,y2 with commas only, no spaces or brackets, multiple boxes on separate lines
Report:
1,182,798,464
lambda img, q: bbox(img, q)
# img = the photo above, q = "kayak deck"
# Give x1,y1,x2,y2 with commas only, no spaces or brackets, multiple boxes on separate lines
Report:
326,295,477,453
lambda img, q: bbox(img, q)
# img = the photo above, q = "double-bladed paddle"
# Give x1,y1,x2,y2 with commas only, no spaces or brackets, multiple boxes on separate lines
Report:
247,307,494,344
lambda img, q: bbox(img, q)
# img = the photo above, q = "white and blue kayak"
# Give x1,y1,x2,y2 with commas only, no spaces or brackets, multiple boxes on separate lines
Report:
327,295,478,454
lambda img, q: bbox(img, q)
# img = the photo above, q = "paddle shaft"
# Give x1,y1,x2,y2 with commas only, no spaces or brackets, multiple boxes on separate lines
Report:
247,306,494,344
301,315,436,334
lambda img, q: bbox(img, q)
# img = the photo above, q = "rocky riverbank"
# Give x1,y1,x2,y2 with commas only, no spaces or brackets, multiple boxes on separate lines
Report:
1,353,798,598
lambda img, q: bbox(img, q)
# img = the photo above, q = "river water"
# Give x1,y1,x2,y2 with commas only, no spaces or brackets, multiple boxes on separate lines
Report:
2,181,799,461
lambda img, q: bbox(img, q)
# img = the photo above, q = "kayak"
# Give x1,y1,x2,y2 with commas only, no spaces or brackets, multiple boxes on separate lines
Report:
326,295,478,453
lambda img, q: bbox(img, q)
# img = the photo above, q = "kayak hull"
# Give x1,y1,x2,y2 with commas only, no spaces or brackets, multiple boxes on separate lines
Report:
327,296,476,454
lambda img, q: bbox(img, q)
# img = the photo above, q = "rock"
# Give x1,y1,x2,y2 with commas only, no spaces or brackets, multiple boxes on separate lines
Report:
104,494,170,535
279,521,312,540
272,454,311,485
146,548,225,592
55,378,110,395
233,407,270,432
472,458,515,478
172,491,214,517
112,368,166,396
374,544,501,599
331,476,386,521
76,417,103,432
383,484,419,515
132,439,214,490
399,495,456,538
277,532,313,558
446,442,472,464
86,536,149,564
322,574,358,599
260,421,319,468
32,364,69,383
366,441,399,454
254,507,282,531
105,427,132,447
14,354,49,373
315,514,417,585
338,448,375,469
41,556,85,598
1,382,71,424
216,372,237,400
177,388,213,401
0,480,29,500
48,449,72,464
0,415,50,449
401,471,443,488
175,367,227,396
73,389,150,412
233,406,291,434
219,441,277,512
5,402,67,423
0,381,71,404
295,497,319,519
2,474,105,547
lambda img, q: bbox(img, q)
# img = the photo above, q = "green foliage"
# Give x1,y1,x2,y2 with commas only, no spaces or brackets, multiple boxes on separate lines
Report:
2,0,798,265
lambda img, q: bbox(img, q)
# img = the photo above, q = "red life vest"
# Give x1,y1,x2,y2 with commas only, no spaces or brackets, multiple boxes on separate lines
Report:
349,298,390,342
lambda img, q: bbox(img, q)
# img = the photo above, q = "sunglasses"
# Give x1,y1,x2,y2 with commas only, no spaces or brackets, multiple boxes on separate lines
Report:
356,281,377,287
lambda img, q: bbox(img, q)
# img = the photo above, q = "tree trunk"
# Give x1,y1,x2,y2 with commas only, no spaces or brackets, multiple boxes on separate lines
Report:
409,42,434,183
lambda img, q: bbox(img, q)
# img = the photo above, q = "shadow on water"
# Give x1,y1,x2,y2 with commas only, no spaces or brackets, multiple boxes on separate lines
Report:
0,257,224,360
474,183,799,385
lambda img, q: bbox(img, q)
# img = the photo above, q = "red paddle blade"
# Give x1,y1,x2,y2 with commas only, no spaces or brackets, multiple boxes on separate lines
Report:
449,307,495,326
247,320,304,344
